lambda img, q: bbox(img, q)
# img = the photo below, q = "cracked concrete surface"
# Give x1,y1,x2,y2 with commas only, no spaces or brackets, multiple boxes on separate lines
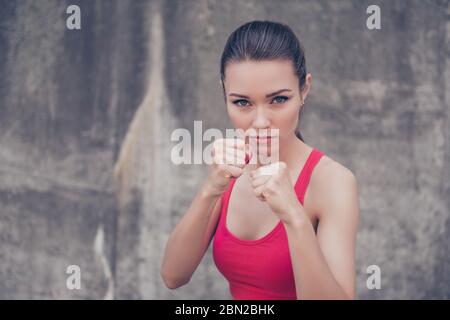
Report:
0,0,449,299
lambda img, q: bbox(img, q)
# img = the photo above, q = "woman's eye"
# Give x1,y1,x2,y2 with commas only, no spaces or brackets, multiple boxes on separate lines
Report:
233,100,250,107
272,96,289,104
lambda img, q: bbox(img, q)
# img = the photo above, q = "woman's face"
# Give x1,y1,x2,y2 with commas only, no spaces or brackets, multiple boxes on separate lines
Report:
223,59,307,159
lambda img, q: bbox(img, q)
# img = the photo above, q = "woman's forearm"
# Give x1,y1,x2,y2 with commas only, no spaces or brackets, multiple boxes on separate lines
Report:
284,209,351,300
160,182,221,289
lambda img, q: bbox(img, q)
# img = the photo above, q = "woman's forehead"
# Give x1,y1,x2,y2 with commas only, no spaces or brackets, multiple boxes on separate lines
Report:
224,59,298,94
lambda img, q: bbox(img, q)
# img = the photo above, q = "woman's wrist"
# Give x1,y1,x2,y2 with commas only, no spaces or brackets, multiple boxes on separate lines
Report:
283,201,309,228
200,180,223,199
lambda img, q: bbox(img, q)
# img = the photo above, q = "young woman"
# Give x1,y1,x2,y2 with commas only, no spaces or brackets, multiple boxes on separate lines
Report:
161,20,359,300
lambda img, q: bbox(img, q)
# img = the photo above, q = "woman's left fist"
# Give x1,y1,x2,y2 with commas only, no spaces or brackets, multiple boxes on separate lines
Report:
250,162,302,224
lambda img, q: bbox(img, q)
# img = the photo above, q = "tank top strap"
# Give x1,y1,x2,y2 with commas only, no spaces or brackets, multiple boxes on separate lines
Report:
294,148,324,204
216,178,236,232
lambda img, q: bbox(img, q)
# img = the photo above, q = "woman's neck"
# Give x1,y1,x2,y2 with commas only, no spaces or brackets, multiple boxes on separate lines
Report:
279,134,312,169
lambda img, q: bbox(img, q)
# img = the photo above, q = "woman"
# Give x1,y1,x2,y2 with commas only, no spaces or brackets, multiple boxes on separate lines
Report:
161,20,359,300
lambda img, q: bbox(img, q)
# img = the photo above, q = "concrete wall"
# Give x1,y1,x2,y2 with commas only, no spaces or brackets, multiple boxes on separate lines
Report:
0,0,448,299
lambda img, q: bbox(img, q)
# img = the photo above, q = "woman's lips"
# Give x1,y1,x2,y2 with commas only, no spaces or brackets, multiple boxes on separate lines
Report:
252,136,277,141
247,135,278,138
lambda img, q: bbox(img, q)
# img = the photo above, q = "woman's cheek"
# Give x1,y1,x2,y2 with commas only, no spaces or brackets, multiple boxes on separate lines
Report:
278,105,300,137
227,105,239,126
228,107,251,130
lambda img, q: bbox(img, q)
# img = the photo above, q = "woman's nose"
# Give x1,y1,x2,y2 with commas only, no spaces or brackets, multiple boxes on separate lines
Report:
252,106,270,129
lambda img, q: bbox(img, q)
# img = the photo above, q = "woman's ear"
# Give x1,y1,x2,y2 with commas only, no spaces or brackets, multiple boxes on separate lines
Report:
300,73,312,104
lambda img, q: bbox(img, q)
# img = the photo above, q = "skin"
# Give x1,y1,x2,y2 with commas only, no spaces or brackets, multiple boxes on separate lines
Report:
161,59,359,300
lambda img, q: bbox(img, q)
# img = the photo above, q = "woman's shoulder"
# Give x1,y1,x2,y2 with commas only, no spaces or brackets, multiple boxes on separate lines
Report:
314,152,356,184
310,151,358,217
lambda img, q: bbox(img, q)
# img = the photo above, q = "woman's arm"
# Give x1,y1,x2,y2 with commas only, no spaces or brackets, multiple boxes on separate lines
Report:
160,138,247,289
160,183,222,289
284,162,359,299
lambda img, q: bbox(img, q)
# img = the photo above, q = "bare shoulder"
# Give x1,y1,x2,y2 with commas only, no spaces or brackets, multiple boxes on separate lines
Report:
313,155,357,186
310,154,359,220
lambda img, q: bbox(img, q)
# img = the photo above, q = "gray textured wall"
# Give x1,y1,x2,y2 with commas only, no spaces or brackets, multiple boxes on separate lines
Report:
0,0,448,299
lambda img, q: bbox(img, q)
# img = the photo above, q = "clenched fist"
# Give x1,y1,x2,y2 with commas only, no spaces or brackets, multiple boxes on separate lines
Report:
250,162,302,224
203,138,251,196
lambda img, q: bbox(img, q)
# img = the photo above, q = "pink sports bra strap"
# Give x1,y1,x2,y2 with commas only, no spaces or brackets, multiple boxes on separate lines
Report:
294,148,324,204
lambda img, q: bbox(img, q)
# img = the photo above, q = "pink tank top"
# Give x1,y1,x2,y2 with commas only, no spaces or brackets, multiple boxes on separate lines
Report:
213,148,324,300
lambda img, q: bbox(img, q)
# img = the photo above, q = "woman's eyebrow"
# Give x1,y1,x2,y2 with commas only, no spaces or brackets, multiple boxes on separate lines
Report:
228,89,292,99
265,89,292,98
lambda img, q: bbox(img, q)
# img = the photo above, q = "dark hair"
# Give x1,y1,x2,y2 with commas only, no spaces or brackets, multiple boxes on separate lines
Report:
220,20,307,141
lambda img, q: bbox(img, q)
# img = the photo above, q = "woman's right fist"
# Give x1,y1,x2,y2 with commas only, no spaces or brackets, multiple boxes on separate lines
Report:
203,138,250,196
